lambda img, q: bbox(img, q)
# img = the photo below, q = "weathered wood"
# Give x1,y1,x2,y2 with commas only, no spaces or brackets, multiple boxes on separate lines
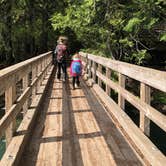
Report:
0,52,52,95
92,61,97,83
95,71,166,132
0,57,52,139
0,66,54,166
88,59,92,78
32,66,37,101
90,82,166,166
118,73,125,110
18,74,144,166
5,85,16,147
140,83,151,136
80,52,166,92
106,68,111,96
22,75,29,116
98,64,102,87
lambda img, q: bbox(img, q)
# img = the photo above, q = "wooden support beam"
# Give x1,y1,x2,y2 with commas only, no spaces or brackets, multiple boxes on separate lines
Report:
106,68,111,96
92,61,97,83
140,83,151,136
88,59,92,78
98,64,102,87
118,73,125,110
32,66,37,101
22,75,29,116
5,85,16,147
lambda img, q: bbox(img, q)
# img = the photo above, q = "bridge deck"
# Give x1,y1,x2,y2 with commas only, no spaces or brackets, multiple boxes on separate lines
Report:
19,70,143,166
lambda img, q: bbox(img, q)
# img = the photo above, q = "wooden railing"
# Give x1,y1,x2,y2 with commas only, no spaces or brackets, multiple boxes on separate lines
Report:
80,52,166,165
0,52,53,165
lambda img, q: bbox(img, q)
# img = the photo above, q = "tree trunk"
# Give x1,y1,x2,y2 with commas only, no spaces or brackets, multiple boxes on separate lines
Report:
2,0,14,65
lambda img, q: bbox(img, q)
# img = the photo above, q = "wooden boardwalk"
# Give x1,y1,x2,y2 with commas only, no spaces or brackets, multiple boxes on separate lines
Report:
19,70,144,166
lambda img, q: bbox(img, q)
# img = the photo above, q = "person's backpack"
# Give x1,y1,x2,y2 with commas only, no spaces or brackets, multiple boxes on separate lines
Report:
72,61,81,74
56,44,67,62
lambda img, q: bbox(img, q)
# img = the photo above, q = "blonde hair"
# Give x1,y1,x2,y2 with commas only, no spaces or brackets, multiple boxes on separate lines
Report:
73,53,80,59
57,36,68,45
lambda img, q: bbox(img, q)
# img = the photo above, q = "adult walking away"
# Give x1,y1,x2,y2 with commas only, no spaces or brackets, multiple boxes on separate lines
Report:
54,36,68,81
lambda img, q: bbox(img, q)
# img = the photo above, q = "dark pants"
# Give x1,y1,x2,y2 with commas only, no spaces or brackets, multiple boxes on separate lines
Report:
72,76,80,88
57,61,67,80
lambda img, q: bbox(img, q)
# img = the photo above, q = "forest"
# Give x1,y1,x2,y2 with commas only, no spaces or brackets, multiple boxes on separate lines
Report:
0,0,166,69
0,0,166,157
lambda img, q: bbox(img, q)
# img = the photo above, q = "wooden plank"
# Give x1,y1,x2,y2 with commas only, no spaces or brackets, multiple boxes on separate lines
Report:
118,73,125,110
22,74,29,116
80,52,166,92
5,85,16,147
92,61,97,83
0,52,52,95
0,66,54,166
88,59,92,78
0,63,52,139
32,66,37,101
106,68,111,96
96,71,166,132
90,82,166,165
18,69,143,166
140,83,151,136
98,64,102,87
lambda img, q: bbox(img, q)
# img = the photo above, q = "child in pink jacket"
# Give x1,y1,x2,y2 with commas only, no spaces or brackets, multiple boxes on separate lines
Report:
70,53,82,89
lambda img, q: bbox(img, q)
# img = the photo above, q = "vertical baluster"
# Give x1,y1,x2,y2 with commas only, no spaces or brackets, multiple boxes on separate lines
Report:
88,59,92,78
22,74,29,116
106,68,111,96
32,65,37,101
98,64,102,87
118,73,125,110
5,84,16,147
140,83,150,136
92,61,97,83
85,54,88,74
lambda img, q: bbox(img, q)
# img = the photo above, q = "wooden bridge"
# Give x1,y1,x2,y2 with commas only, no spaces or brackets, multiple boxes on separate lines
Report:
0,51,165,166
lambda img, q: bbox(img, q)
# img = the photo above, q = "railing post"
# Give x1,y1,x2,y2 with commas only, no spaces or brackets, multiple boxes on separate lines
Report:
88,59,92,78
92,61,97,83
106,68,111,96
32,65,37,101
23,74,29,116
140,83,151,136
98,64,102,87
85,54,88,74
5,85,16,147
118,73,125,110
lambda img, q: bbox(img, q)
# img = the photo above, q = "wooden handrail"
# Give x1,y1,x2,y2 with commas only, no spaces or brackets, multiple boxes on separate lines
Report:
80,52,166,165
80,52,166,92
0,51,52,95
0,51,52,148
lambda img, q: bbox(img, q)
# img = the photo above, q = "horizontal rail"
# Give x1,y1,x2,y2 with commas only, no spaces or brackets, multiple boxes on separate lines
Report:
0,51,52,95
80,51,166,165
0,61,51,138
90,82,166,165
80,52,166,92
0,51,52,153
95,70,166,132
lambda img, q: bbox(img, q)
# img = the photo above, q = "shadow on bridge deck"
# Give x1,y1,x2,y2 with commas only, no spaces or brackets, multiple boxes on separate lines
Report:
19,69,144,166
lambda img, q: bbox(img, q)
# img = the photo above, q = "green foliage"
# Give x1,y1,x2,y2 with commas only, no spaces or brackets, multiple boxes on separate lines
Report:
0,0,165,67
50,0,165,66
160,33,166,41
123,18,142,32
132,50,149,65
